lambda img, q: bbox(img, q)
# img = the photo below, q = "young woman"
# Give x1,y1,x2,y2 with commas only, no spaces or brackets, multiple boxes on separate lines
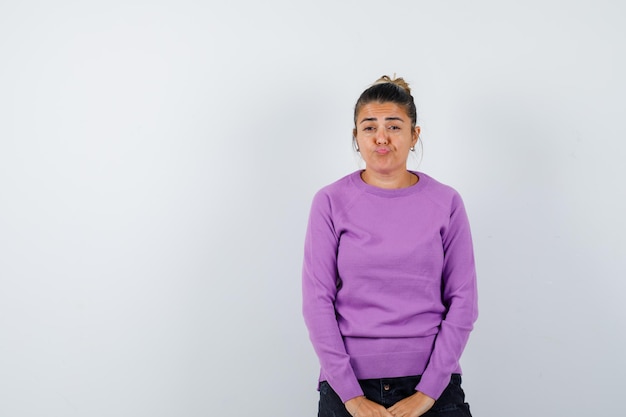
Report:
303,76,478,417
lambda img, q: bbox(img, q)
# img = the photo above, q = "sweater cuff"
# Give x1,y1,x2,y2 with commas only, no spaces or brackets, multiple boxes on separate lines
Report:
331,378,364,403
415,371,450,400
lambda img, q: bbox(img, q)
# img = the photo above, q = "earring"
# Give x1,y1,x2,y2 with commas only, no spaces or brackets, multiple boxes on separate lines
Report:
411,135,419,151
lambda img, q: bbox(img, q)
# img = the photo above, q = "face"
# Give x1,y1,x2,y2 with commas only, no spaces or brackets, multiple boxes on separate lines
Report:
353,102,420,176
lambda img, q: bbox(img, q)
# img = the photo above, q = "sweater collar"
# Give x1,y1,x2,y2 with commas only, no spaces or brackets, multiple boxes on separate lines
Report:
350,170,429,198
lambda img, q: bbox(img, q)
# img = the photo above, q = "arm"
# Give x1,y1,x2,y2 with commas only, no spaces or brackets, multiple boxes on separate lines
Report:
302,191,363,403
415,192,479,400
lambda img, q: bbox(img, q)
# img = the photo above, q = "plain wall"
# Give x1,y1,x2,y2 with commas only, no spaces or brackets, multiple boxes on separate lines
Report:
1,1,625,416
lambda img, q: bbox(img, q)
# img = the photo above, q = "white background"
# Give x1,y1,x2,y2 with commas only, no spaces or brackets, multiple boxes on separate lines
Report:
1,1,625,416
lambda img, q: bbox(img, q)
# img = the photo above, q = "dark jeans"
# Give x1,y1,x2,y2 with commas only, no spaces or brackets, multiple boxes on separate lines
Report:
318,374,472,417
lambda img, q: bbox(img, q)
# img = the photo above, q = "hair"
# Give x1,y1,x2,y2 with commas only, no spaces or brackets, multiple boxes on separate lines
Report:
353,75,418,128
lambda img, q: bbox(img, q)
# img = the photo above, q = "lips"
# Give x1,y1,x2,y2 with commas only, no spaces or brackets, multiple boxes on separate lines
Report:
375,147,390,154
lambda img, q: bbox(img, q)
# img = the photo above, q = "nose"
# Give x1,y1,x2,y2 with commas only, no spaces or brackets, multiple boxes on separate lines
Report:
375,129,388,145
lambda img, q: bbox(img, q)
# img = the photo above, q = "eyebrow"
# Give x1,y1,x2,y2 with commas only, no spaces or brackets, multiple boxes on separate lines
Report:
359,116,405,124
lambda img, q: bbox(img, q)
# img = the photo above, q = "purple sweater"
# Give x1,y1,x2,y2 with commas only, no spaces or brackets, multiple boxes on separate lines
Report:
302,171,478,402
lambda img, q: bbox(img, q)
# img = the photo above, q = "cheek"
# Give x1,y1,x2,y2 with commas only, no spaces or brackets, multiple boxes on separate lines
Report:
354,134,368,149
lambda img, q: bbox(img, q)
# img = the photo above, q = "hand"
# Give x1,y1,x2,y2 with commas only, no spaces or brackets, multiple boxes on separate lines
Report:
387,391,435,417
345,396,394,417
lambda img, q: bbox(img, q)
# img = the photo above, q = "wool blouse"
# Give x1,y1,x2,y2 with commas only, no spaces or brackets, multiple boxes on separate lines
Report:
302,170,478,402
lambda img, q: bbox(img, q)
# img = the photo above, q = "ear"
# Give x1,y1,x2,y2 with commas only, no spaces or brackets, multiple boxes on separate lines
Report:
352,133,359,151
413,126,421,145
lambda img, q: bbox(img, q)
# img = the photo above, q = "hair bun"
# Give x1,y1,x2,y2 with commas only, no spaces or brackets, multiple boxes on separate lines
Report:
373,74,412,95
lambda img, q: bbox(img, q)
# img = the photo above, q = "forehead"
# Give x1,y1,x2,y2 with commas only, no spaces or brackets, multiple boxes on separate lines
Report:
356,102,409,121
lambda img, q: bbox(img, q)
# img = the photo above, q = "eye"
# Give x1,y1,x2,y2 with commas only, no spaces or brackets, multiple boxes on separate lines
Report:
363,126,375,132
388,125,400,131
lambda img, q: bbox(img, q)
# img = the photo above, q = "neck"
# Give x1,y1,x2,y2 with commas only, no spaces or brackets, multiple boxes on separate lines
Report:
360,169,418,189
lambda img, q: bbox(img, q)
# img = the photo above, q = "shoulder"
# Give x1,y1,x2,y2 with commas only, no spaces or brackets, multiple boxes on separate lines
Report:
309,171,362,217
312,171,360,198
417,172,466,209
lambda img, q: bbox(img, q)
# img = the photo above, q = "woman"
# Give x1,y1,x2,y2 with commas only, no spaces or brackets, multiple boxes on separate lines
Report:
302,75,478,417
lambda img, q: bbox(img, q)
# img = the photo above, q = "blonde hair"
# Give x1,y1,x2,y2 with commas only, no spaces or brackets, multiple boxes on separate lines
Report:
372,75,412,96
354,74,417,127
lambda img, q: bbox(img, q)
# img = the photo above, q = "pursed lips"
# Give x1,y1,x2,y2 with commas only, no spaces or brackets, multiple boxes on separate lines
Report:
375,147,390,154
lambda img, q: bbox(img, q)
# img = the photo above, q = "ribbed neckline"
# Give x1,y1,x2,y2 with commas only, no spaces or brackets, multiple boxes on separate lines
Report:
349,170,429,198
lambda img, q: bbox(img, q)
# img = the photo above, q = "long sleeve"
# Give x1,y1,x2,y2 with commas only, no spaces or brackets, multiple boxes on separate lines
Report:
301,191,363,403
415,192,479,399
